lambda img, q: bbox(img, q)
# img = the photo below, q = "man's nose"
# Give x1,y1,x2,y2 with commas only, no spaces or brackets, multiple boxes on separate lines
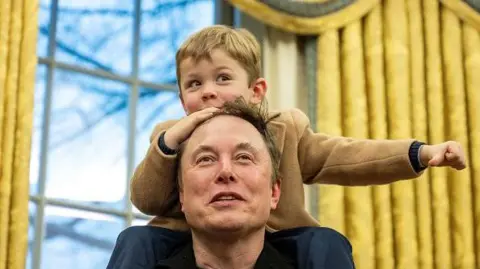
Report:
216,161,235,183
201,84,218,101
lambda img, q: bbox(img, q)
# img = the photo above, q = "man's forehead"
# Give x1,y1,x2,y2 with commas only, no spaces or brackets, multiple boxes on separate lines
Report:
185,116,265,152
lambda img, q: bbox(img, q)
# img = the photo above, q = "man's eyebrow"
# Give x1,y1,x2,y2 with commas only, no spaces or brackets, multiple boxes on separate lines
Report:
236,142,258,154
191,145,216,158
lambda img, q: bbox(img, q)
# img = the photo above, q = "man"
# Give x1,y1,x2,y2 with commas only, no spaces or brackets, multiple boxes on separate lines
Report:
108,99,355,268
156,98,289,268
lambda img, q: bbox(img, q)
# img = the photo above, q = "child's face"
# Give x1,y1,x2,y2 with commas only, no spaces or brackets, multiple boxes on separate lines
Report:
178,49,266,115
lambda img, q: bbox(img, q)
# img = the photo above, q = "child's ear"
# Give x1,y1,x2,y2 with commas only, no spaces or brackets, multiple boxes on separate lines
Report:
250,78,267,104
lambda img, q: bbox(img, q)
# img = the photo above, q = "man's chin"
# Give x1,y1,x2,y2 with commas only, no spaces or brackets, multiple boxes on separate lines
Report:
205,217,248,233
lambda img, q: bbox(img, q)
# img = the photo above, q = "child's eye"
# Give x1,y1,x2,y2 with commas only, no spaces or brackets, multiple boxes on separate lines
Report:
188,80,201,88
190,80,200,87
216,75,231,82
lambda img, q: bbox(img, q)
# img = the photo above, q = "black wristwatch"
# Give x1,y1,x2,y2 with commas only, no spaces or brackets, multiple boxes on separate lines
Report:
158,131,178,155
409,141,426,172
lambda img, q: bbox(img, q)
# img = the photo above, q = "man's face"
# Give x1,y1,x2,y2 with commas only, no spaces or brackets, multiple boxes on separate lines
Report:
179,115,280,234
178,49,266,115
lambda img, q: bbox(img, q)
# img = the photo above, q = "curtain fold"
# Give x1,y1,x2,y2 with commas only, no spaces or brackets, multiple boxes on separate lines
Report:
384,1,419,267
441,7,476,268
0,0,38,268
462,22,480,269
407,1,433,268
316,29,345,235
341,20,375,269
423,1,452,268
364,5,395,269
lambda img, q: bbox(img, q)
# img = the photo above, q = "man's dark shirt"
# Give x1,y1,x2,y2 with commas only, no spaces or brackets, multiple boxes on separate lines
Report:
155,240,295,269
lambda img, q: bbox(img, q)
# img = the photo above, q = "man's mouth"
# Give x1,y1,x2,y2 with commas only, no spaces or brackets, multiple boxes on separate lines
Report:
210,192,244,203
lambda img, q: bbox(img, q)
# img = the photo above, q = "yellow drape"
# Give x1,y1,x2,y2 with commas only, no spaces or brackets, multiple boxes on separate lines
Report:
316,1,480,269
228,0,380,35
0,0,38,269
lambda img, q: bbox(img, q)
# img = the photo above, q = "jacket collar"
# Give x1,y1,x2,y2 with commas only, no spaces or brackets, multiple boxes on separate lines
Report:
267,113,286,157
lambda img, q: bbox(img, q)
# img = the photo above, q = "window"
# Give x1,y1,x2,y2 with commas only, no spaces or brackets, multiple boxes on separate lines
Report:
28,0,223,268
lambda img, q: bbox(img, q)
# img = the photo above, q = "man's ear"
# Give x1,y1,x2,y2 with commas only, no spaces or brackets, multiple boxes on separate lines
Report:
270,179,281,210
249,77,267,104
179,191,185,212
178,178,185,212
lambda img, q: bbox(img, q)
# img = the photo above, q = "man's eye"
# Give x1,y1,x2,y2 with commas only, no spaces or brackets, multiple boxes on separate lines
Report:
197,156,214,164
236,154,253,162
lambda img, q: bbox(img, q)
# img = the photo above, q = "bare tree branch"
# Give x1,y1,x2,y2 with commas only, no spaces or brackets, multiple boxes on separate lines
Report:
40,26,115,72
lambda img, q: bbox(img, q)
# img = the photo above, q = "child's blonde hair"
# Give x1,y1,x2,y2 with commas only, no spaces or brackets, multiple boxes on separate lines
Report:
176,25,261,90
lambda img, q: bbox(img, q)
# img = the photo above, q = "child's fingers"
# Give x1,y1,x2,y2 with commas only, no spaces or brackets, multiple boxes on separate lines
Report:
446,152,467,170
428,153,444,166
191,107,220,123
445,152,458,161
446,143,466,169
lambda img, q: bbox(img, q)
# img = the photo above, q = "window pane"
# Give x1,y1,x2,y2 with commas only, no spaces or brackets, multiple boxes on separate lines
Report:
38,0,51,57
139,0,214,84
30,65,47,196
27,202,37,269
41,206,123,269
134,88,184,167
45,70,128,210
55,0,133,75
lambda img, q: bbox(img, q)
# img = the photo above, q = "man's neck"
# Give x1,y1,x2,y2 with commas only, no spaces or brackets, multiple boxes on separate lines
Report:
191,228,265,269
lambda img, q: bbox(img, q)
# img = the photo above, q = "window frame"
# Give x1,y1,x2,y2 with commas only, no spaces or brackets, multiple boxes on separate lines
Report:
28,1,263,268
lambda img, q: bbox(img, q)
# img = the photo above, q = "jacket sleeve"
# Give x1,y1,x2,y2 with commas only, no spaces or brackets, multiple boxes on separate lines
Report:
130,120,180,216
292,108,422,186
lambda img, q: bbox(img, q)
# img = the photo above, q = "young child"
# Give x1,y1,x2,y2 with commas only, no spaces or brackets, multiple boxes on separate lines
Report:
107,25,466,269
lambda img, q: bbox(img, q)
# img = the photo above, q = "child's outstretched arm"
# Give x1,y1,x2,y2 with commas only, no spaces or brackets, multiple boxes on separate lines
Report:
290,109,466,186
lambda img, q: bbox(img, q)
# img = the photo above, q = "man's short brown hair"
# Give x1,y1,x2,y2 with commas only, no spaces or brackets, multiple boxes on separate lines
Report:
176,25,261,91
177,98,281,189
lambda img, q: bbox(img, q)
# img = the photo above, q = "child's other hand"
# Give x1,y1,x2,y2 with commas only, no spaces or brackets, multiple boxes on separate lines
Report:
420,141,467,170
164,107,220,149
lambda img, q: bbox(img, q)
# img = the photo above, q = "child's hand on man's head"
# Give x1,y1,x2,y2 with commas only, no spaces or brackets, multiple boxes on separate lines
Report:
164,107,220,149
419,141,467,170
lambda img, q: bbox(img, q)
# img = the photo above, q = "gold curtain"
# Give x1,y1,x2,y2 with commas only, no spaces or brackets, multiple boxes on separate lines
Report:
316,1,480,269
0,0,38,269
227,0,380,34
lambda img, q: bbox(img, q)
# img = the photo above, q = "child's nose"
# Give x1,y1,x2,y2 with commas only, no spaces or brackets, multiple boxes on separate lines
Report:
202,86,218,101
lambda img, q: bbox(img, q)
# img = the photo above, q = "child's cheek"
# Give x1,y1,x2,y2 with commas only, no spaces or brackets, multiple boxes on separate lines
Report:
184,100,202,114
